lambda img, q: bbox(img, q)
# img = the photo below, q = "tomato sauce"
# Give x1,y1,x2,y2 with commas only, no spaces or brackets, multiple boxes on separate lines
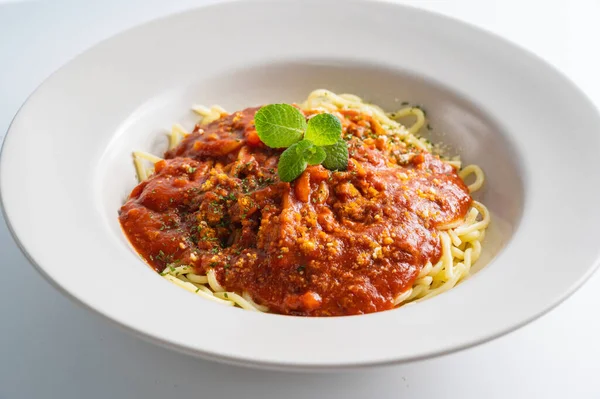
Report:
119,107,472,316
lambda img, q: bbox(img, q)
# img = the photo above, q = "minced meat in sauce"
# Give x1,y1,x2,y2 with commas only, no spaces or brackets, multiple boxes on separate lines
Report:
119,107,471,316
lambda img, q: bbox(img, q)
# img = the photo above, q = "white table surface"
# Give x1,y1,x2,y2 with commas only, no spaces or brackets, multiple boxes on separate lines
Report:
1,1,599,398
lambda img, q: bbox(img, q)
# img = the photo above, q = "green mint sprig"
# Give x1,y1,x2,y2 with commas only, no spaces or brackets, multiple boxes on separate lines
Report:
254,104,349,182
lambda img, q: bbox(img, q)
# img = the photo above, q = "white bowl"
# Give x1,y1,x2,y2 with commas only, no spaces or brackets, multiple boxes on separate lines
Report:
2,0,600,370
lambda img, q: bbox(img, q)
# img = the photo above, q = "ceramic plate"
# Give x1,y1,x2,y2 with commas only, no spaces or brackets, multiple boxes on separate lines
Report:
2,0,600,370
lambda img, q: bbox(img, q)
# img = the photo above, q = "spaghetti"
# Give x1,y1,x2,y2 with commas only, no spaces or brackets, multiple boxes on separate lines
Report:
122,90,489,315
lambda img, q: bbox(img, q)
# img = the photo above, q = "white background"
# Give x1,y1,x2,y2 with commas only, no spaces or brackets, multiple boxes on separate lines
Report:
1,1,599,398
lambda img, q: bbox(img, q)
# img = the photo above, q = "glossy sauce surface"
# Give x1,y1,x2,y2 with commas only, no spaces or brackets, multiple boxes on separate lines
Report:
119,107,471,316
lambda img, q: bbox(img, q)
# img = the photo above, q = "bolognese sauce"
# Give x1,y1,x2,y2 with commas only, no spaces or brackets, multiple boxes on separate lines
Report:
119,107,472,316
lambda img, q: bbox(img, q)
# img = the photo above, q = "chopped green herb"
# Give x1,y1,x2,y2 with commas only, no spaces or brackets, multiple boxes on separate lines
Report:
216,219,231,228
259,176,275,185
223,193,236,201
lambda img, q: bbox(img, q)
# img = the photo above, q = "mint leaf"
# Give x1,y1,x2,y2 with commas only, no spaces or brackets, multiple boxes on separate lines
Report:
305,146,326,165
322,139,349,171
254,104,306,148
256,103,350,181
277,140,312,182
304,113,342,146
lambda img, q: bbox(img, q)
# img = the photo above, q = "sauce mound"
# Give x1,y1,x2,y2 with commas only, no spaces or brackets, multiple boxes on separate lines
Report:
119,107,472,316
